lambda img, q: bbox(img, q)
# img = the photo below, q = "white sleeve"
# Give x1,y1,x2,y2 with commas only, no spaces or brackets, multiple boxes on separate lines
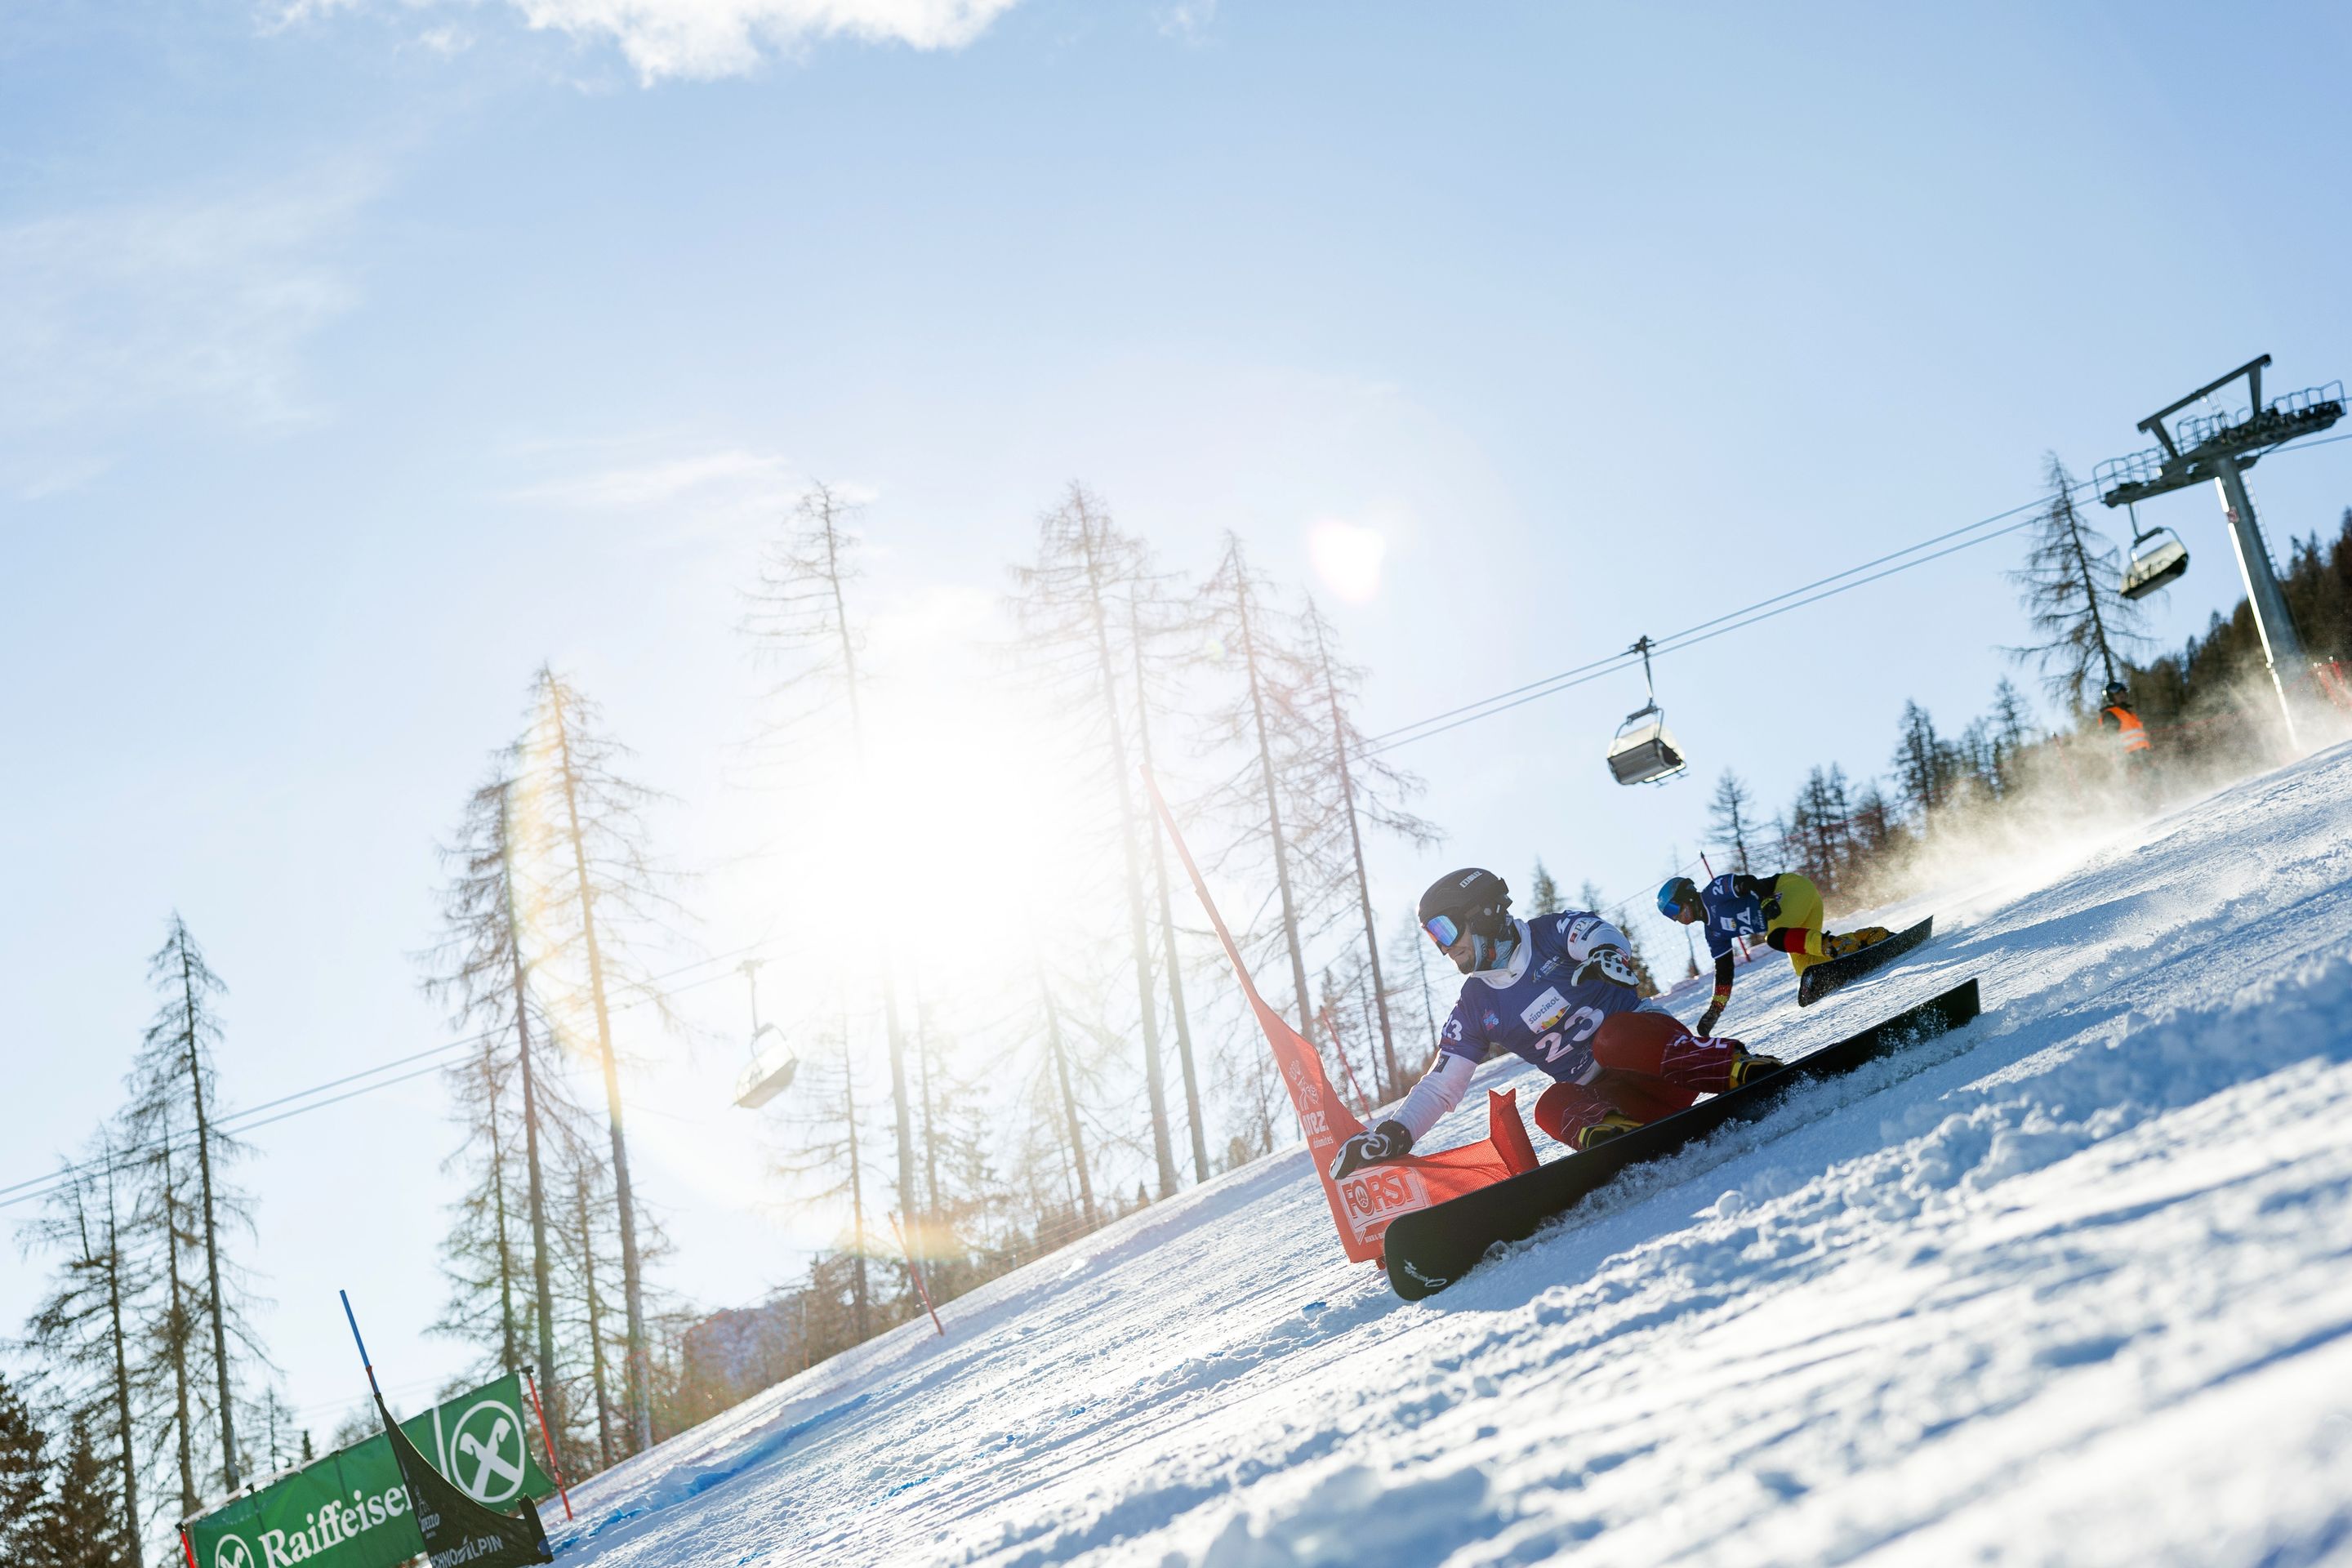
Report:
1558,911,1628,960
1392,1053,1477,1143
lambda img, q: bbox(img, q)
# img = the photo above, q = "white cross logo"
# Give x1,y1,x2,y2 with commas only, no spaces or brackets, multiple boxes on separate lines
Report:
448,1399,528,1504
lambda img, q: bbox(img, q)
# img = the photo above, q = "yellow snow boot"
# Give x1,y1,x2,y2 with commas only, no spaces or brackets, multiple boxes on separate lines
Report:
1827,927,1892,959
1576,1111,1646,1151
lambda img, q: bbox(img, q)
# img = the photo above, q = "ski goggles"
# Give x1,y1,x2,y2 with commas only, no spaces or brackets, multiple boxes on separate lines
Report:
1423,914,1466,948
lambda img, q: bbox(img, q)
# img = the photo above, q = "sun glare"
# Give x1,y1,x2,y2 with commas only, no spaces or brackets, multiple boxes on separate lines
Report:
760,586,1105,1020
1307,516,1388,604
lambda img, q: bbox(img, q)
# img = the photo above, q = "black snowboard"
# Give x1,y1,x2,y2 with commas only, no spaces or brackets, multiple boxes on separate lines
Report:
1382,977,1980,1301
1796,915,1935,1007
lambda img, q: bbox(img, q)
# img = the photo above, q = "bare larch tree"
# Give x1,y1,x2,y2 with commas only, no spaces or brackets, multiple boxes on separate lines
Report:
1708,771,1757,871
771,1007,875,1342
1198,533,1321,1036
516,667,684,1455
1295,595,1438,1098
1125,584,1210,1182
2009,453,2148,711
1006,483,1179,1196
740,483,922,1230
124,916,257,1501
421,771,582,1423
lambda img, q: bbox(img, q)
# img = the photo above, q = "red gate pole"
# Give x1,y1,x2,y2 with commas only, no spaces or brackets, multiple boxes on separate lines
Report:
891,1214,946,1337
1315,1004,1372,1115
521,1369,575,1521
180,1529,199,1568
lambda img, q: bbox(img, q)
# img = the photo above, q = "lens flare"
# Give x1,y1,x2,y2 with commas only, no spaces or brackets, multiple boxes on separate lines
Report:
1307,517,1388,604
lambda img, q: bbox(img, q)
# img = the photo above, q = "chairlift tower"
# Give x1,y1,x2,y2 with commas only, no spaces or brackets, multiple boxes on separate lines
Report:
2096,354,2344,745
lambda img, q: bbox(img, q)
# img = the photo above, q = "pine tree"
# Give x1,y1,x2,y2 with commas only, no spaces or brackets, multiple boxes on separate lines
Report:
1786,767,1856,889
1954,718,1999,799
0,1373,50,1564
1987,679,2034,792
1708,771,1757,871
47,1419,130,1568
741,481,923,1241
22,1140,145,1567
2008,453,2149,712
1006,483,1181,1196
514,668,685,1454
1891,700,1957,821
1849,783,1900,865
1527,861,1563,917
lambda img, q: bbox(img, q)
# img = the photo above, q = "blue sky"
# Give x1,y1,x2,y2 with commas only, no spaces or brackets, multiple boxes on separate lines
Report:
6,0,2350,1456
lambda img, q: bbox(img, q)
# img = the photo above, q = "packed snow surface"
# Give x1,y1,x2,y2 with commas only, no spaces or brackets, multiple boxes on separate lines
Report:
557,744,2352,1567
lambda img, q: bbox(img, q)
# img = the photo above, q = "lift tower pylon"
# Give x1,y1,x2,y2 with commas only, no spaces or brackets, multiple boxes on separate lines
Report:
2096,355,2345,746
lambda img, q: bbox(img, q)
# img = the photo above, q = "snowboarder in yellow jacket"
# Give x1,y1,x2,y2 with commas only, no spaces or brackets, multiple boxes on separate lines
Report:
1659,871,1891,1035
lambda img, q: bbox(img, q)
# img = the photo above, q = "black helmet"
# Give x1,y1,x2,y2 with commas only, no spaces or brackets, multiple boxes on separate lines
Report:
1418,867,1511,947
2102,679,2129,706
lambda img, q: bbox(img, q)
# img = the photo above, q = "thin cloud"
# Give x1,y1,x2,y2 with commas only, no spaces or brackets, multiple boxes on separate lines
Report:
1157,0,1215,40
512,449,800,510
287,0,1024,81
0,176,368,440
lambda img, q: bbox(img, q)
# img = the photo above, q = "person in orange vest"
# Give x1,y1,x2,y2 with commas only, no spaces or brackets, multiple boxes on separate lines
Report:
2097,679,2152,760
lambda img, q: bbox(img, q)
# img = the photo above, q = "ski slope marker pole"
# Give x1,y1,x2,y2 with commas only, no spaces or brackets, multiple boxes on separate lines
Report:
179,1528,198,1568
890,1214,945,1337
521,1369,574,1521
339,1290,383,1398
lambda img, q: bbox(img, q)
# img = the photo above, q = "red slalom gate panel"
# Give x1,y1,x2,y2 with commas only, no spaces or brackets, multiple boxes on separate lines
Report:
1143,769,1539,1267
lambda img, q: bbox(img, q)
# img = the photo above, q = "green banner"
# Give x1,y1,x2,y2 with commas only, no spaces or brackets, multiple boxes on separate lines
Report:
185,1373,556,1568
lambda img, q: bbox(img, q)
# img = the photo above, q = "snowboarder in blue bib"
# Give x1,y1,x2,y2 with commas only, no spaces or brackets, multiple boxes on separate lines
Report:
1330,868,1780,1174
1659,871,1891,1035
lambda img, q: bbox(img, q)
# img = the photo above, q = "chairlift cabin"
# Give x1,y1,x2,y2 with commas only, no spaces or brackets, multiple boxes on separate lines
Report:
2120,506,2189,601
730,959,800,1110
733,1027,799,1109
1605,636,1688,786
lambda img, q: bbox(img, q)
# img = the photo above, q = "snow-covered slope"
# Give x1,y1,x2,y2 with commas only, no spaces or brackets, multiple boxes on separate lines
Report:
558,743,2352,1568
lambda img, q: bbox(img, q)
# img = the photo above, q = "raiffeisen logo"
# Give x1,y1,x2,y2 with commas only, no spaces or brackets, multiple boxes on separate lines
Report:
244,1484,412,1566
446,1396,528,1505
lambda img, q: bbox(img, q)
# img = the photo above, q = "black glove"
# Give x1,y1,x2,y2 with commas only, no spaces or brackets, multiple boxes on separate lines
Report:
1573,945,1642,990
1328,1120,1414,1180
1759,895,1782,921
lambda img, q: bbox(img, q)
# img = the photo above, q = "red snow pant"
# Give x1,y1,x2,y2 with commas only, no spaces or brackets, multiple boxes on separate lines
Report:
1531,1011,1746,1147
